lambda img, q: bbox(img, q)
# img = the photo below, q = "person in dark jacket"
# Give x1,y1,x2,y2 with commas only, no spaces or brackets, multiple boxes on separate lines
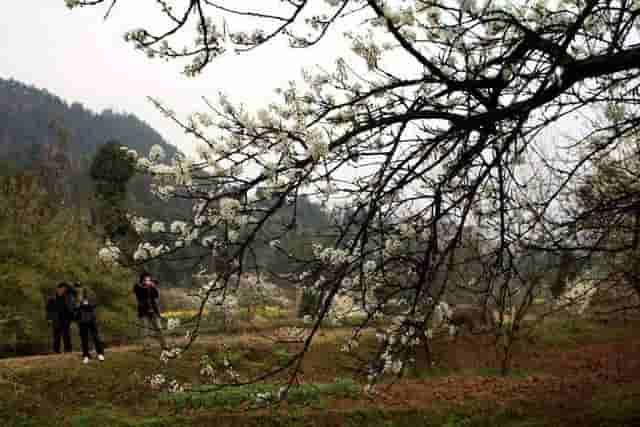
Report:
75,284,105,364
46,283,75,353
133,272,167,349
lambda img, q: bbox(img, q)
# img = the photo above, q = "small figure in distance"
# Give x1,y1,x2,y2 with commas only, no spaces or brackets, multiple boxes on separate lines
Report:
74,282,105,364
46,283,75,354
133,272,167,350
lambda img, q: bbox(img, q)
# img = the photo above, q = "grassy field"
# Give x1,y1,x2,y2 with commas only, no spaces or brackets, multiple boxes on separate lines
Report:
1,319,640,427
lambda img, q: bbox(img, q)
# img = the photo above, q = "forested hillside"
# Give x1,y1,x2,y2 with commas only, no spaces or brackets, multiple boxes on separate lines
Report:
0,77,336,288
0,77,178,171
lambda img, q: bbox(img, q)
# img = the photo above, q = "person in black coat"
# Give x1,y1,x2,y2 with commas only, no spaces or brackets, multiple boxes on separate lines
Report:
133,272,167,349
75,284,105,364
45,283,75,353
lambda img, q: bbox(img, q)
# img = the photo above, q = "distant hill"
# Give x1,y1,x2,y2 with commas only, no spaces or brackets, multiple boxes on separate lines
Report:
0,77,338,286
0,76,188,218
0,77,179,173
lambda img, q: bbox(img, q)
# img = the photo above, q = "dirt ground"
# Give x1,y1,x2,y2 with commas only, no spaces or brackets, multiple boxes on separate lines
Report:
1,321,640,426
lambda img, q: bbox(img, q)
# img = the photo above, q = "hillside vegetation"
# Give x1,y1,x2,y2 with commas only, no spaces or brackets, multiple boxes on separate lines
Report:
0,77,178,170
0,172,136,357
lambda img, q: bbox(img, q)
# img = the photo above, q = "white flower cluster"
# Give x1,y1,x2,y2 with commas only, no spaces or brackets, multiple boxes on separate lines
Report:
363,260,377,274
148,373,166,390
160,347,183,364
130,216,150,234
312,244,354,265
167,317,181,331
383,239,402,256
219,197,242,221
170,220,188,234
145,374,183,393
151,221,166,233
199,355,216,381
167,379,184,393
132,145,195,190
255,386,287,405
120,146,138,160
149,144,166,162
218,345,242,383
150,184,176,201
255,391,273,406
398,223,417,238
309,138,329,161
98,239,121,265
362,310,429,391
556,279,598,315
133,242,170,261
269,239,280,249
330,294,367,325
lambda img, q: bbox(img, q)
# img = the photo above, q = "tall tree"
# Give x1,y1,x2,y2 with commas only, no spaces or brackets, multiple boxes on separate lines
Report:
71,0,640,380
90,140,136,244
570,135,640,300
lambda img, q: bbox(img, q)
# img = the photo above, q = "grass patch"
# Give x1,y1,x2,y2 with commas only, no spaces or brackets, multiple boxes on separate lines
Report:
591,396,640,426
273,345,293,366
534,319,633,348
586,384,640,426
162,377,359,411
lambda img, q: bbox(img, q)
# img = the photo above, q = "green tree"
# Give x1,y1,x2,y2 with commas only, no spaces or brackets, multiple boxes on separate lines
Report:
90,141,135,240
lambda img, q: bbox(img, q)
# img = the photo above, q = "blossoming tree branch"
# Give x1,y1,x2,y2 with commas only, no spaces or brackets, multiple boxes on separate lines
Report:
70,0,640,389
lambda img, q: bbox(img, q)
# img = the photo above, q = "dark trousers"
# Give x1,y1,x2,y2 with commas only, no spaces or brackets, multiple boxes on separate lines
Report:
79,321,104,357
52,320,72,353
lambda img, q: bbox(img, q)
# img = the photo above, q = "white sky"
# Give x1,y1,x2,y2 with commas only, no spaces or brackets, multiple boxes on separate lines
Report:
0,0,591,211
0,0,347,157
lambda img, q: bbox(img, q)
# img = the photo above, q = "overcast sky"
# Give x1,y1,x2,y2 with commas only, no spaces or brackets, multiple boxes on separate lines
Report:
0,0,344,157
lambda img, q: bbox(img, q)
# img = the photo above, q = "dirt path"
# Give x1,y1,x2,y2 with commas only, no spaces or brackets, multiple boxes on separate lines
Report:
0,327,354,369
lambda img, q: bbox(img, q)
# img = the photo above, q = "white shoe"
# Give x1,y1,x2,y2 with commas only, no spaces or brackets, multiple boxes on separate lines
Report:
83,357,90,364
98,354,105,361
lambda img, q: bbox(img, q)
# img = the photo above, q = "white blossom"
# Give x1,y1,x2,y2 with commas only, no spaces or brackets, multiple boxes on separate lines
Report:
130,216,150,234
167,317,181,331
149,144,166,162
98,239,121,265
151,221,166,233
170,221,188,234
219,197,242,221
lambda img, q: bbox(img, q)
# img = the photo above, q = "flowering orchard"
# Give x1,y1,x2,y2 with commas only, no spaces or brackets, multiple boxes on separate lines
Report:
75,0,640,392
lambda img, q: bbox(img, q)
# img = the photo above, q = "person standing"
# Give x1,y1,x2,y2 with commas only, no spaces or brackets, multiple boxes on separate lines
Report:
133,272,167,349
45,283,75,354
75,283,105,364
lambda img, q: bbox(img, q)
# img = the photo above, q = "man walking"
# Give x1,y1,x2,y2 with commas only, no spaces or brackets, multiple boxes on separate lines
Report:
133,272,167,349
46,283,75,353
